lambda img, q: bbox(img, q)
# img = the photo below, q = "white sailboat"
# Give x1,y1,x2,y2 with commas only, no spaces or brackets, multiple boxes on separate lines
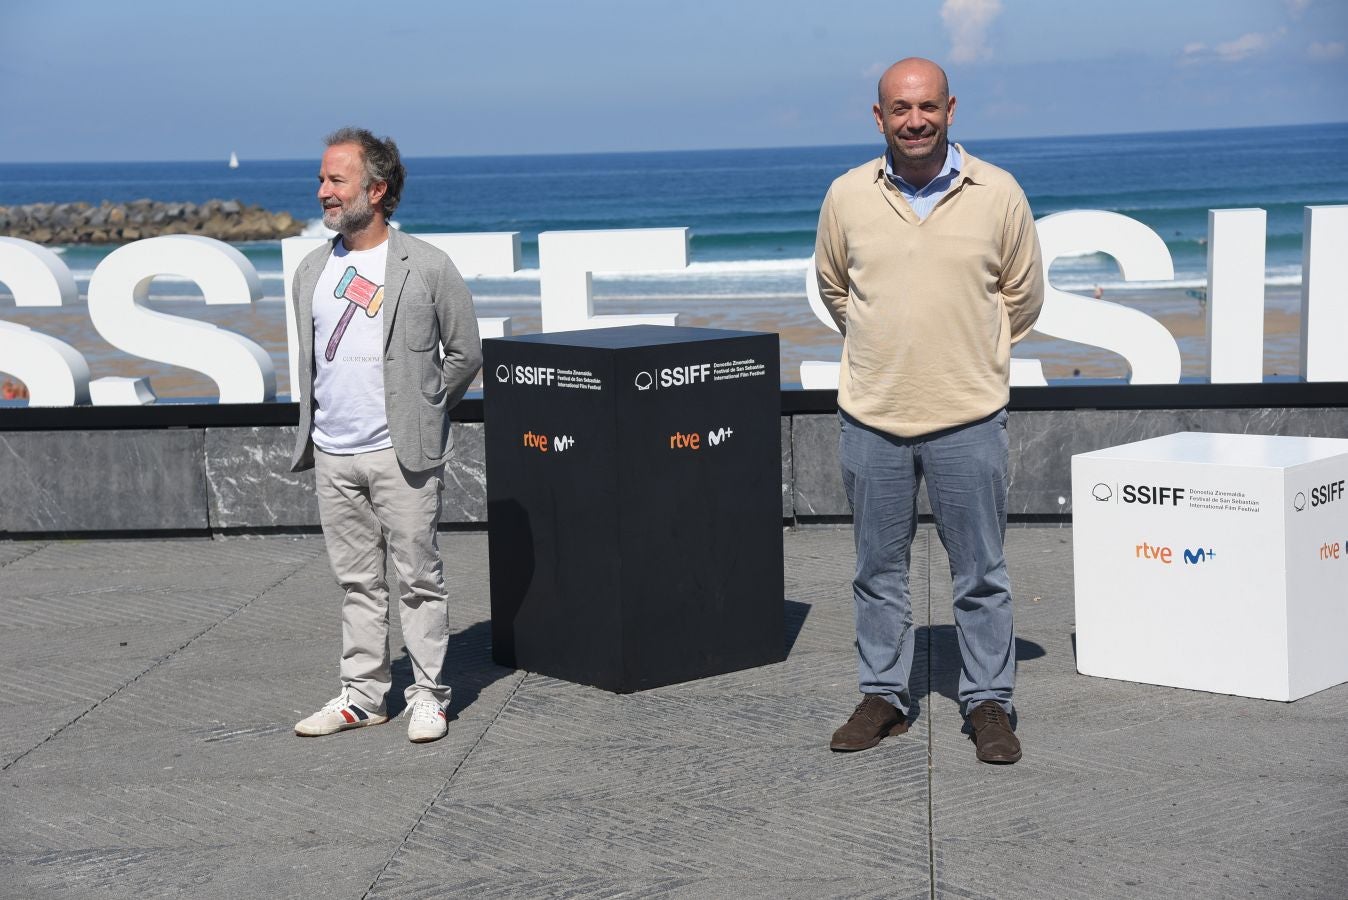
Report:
228,151,239,169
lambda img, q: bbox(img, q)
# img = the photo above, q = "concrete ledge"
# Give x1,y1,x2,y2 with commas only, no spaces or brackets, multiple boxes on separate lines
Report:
2,408,1346,534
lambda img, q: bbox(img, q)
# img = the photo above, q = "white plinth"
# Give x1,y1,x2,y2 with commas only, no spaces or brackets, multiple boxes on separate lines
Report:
1071,431,1348,701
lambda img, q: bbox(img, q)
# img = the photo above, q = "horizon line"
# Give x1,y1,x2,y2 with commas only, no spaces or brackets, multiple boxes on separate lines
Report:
1,119,1344,167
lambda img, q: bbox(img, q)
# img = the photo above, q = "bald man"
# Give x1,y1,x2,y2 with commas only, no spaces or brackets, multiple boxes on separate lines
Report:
816,58,1044,762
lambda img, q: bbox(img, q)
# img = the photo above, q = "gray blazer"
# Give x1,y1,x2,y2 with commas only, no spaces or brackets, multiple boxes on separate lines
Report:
289,228,483,473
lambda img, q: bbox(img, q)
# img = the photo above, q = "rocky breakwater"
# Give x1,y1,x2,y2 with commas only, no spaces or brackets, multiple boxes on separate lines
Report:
0,199,306,244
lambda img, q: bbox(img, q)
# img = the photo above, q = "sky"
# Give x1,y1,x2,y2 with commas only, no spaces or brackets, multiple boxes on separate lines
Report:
1,0,1345,162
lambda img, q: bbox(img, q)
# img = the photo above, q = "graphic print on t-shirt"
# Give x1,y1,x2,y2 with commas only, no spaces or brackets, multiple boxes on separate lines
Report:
325,266,385,362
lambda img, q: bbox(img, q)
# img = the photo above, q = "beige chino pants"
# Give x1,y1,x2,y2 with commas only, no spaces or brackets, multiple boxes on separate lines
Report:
314,447,451,713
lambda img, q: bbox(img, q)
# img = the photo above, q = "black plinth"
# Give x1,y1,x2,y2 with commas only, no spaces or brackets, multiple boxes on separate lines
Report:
483,325,785,692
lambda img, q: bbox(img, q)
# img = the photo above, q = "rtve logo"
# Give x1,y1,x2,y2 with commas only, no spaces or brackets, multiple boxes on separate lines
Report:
1321,540,1343,561
668,426,734,451
669,431,701,450
1134,542,1216,565
522,431,576,453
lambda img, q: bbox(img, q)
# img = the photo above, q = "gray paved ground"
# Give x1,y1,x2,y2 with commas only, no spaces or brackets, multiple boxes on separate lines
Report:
1,527,1345,899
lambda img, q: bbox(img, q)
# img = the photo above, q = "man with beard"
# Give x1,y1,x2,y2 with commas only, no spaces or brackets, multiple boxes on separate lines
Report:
291,127,482,744
815,59,1044,762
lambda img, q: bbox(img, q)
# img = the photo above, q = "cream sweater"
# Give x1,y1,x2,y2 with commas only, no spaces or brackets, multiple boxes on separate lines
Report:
815,145,1044,437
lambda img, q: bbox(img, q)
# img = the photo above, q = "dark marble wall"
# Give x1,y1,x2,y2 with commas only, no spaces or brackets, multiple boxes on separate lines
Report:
3,408,1345,534
442,423,487,523
791,408,1348,520
205,422,488,528
205,426,315,528
791,414,846,517
0,430,207,532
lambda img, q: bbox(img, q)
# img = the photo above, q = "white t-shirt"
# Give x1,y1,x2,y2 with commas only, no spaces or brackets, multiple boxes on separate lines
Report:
311,238,392,454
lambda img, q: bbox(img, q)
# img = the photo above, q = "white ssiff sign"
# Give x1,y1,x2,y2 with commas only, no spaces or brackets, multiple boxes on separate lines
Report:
1,206,1346,406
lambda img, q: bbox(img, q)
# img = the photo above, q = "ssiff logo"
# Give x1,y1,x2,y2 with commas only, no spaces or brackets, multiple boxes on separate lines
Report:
512,365,555,386
1122,485,1184,505
1091,484,1185,505
636,365,712,391
1294,480,1343,511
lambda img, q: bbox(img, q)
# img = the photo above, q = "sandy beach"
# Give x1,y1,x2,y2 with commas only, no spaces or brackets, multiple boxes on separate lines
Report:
0,285,1308,401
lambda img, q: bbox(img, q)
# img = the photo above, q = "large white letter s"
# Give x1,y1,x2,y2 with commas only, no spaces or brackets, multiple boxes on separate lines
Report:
1024,211,1180,385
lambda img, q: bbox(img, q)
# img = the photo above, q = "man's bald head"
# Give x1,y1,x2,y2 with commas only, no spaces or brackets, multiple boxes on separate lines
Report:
872,57,957,185
877,58,950,107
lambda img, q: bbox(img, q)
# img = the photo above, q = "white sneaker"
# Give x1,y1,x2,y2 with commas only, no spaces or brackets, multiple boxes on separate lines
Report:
406,698,449,743
294,689,388,737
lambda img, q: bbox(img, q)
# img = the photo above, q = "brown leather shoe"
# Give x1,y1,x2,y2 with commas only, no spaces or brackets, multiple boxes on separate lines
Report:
829,695,909,751
968,700,1021,764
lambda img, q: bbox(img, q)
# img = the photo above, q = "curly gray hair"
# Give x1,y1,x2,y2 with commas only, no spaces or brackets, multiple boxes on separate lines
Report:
325,127,406,218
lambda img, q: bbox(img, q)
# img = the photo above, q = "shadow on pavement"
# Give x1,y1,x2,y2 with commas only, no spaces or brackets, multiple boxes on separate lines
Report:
912,623,1045,729
784,598,811,656
389,620,515,721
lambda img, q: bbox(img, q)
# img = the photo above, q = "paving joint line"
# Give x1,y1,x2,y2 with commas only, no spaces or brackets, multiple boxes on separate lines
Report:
0,561,308,772
924,529,936,900
362,670,531,899
0,541,49,571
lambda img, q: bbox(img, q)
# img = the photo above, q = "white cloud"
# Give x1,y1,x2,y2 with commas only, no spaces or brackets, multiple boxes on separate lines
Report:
1285,0,1313,18
1181,27,1286,64
1308,40,1346,60
1214,31,1275,62
941,0,1003,64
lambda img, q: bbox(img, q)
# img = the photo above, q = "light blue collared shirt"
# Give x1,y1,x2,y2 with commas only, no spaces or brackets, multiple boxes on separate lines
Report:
885,142,962,221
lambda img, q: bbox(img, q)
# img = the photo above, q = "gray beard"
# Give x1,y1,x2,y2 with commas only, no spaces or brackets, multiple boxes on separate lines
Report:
323,199,376,235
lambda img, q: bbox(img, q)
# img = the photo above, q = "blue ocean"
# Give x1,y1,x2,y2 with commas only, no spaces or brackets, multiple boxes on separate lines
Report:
1,122,1345,395
3,121,1344,302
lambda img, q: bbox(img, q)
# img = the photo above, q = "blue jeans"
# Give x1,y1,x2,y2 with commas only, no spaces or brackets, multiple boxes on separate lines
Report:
839,408,1014,717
